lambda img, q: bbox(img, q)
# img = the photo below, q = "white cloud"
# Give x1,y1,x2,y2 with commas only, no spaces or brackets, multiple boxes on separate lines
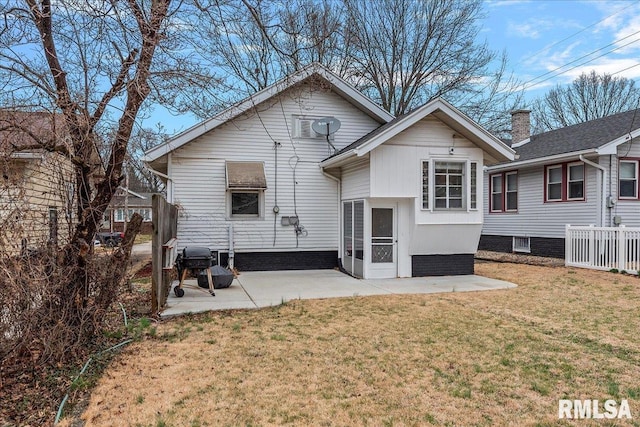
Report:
563,59,640,80
506,21,542,39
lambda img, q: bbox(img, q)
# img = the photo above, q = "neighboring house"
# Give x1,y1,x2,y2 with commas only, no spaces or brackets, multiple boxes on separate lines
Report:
0,110,76,252
102,187,154,234
481,109,640,258
143,64,514,278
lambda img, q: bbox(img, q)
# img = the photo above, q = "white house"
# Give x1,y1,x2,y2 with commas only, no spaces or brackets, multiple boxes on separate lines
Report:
144,64,515,278
481,109,640,258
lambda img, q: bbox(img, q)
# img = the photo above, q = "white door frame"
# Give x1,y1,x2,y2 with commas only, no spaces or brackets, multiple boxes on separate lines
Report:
366,201,397,279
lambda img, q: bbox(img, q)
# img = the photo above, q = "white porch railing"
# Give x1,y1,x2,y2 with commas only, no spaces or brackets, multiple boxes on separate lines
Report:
565,225,640,274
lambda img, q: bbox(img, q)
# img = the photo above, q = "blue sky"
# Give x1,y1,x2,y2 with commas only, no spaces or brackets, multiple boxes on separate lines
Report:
144,0,640,133
484,0,640,103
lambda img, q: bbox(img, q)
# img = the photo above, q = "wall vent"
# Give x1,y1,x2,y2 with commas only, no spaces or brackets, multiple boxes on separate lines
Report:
512,236,531,253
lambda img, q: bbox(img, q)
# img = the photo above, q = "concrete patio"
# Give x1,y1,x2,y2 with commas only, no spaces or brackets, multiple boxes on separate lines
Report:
160,269,517,318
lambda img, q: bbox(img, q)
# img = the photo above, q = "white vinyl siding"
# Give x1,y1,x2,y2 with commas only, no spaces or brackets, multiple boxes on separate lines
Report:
170,84,382,252
342,158,370,200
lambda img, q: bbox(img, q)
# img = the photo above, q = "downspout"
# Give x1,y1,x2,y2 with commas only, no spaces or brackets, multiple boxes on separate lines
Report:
579,155,607,227
228,224,234,270
322,169,342,267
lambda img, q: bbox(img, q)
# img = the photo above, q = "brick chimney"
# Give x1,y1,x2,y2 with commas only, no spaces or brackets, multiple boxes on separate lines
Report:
510,109,531,144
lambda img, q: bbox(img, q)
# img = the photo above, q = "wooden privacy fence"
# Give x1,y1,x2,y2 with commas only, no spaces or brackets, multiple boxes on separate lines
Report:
152,194,178,313
565,225,640,274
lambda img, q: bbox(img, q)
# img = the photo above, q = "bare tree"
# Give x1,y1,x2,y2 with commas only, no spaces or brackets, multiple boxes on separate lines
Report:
190,0,521,136
0,0,217,366
531,70,640,132
128,126,168,192
342,0,491,116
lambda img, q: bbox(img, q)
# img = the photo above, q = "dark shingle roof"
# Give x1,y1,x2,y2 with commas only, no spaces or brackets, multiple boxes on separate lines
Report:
330,114,404,158
515,108,640,161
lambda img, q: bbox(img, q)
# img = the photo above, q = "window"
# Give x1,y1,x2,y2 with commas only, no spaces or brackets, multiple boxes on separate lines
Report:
490,174,503,212
490,171,517,212
115,208,152,222
545,162,585,202
567,164,584,200
506,172,518,210
470,162,478,210
231,191,260,217
434,161,464,209
422,160,478,211
546,165,563,201
619,160,639,199
512,236,530,253
421,161,429,209
226,161,267,219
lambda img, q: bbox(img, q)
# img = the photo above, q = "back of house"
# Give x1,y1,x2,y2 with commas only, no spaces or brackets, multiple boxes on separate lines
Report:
144,64,514,278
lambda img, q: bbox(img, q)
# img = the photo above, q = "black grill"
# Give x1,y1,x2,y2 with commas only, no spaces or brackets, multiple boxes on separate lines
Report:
181,247,212,269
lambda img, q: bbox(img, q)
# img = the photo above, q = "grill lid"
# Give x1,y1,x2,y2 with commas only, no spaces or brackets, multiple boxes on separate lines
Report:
182,247,212,259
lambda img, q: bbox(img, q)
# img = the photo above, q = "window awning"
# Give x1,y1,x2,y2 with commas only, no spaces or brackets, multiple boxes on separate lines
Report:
225,161,267,190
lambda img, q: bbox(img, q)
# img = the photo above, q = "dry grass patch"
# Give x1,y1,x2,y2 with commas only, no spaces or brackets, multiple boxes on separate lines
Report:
68,263,640,426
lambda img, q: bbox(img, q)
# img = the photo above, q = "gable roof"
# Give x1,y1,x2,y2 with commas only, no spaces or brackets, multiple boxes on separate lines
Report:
143,63,394,164
493,108,640,169
320,98,515,168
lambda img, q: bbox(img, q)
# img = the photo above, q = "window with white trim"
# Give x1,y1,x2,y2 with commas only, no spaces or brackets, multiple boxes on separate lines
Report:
115,208,152,222
567,163,584,200
422,160,479,211
434,161,465,209
619,160,639,199
421,161,429,209
470,162,478,210
546,165,563,201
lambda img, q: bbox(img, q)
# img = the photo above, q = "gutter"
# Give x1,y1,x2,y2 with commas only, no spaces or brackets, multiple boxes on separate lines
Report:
579,155,607,227
486,149,598,172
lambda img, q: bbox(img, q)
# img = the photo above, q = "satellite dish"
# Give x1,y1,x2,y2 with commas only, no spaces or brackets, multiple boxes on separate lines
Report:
312,117,341,136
